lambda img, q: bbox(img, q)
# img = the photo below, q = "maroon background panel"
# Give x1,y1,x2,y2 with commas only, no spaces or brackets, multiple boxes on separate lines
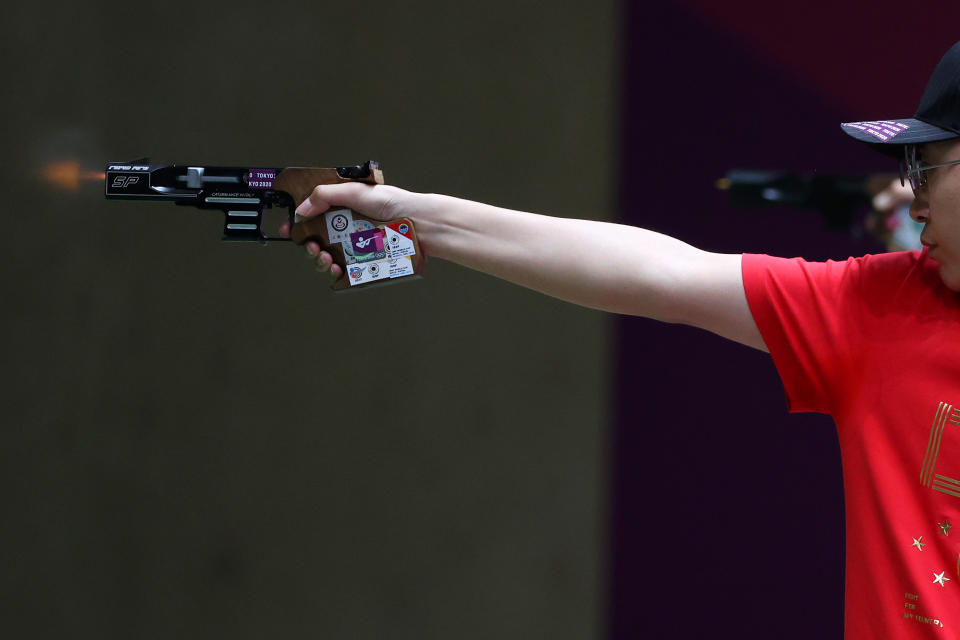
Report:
613,3,960,637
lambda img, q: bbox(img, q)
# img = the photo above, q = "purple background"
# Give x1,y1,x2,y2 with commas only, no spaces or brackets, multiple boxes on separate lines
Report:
613,3,960,637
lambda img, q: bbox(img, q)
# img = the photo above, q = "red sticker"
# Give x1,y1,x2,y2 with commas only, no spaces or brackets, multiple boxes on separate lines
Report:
387,221,412,238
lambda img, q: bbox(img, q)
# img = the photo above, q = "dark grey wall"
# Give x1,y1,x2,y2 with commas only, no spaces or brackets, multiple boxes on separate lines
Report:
0,2,617,638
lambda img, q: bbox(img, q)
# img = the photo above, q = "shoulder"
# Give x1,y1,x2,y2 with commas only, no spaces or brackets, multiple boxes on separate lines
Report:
743,251,934,294
739,251,937,414
847,250,931,281
843,251,943,308
743,250,951,332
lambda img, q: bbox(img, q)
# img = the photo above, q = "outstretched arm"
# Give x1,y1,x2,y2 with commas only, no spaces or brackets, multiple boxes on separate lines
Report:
282,184,767,352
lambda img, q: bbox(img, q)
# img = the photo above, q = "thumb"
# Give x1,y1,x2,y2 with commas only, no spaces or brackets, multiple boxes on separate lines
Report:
294,182,381,221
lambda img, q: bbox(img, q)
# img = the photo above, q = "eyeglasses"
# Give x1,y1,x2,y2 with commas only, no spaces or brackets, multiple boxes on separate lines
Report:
899,144,960,195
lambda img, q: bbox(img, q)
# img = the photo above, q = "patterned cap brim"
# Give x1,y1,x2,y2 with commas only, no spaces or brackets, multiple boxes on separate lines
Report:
841,117,959,146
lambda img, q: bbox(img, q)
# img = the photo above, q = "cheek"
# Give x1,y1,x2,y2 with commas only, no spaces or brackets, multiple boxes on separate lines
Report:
930,192,960,238
931,173,960,218
931,183,955,208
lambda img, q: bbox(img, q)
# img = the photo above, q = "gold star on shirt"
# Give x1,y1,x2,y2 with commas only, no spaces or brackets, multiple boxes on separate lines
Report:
933,571,951,587
939,519,953,536
912,536,926,550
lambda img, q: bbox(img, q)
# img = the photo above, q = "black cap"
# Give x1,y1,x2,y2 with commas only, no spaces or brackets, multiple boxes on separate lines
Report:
841,41,960,155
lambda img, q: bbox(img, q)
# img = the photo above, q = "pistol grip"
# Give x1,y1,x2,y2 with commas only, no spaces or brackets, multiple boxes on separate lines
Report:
290,212,424,291
289,216,328,246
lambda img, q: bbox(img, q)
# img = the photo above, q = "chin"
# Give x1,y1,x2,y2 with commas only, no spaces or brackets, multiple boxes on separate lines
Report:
937,263,960,292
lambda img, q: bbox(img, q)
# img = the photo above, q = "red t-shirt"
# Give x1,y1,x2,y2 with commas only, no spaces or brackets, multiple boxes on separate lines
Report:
743,251,960,638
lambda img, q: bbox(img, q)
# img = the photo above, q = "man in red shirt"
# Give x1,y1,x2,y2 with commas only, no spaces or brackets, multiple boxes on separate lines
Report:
285,43,960,638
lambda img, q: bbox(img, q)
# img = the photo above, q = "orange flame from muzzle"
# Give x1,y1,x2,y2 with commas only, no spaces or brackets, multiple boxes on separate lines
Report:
43,161,105,190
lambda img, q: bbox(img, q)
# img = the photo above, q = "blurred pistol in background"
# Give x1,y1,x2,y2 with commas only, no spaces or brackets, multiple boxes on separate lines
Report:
716,169,921,251
104,159,424,291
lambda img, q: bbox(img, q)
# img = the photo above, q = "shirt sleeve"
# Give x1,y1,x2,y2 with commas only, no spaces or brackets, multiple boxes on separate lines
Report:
741,253,870,414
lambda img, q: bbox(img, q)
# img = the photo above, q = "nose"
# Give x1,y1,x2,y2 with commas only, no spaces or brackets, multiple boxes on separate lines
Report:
909,190,929,224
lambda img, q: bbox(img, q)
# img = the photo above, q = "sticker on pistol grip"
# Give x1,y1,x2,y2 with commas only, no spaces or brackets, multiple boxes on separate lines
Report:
349,229,387,263
385,222,416,258
325,209,354,244
341,238,357,265
346,259,391,286
387,256,415,278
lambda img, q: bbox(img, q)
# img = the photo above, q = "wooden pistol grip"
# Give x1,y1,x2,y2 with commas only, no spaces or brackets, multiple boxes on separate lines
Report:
276,165,398,290
290,212,425,291
288,212,350,267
